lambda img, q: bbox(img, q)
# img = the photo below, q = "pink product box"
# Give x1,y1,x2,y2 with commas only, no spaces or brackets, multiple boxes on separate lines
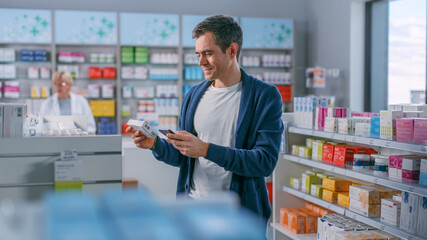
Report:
396,118,414,143
413,118,427,144
352,111,362,117
389,155,419,181
333,107,348,118
402,158,421,183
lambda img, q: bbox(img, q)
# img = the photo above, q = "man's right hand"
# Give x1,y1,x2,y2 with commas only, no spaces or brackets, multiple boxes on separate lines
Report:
126,127,156,149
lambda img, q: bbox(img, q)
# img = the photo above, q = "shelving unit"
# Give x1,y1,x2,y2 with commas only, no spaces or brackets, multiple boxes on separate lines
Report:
270,222,317,240
271,122,427,240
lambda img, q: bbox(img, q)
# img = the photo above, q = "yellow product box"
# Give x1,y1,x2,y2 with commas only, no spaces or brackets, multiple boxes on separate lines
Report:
299,146,312,158
89,100,115,117
322,178,352,192
337,192,350,208
292,145,300,156
349,199,381,218
322,189,338,203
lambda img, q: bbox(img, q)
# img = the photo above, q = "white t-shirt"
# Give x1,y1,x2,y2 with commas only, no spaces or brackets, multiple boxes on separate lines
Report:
189,81,242,199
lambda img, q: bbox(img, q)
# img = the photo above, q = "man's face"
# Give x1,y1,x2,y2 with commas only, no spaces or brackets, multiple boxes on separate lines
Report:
195,32,232,81
53,80,72,99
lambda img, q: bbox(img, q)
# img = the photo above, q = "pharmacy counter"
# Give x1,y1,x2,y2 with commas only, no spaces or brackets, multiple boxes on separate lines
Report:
0,135,122,201
122,136,179,200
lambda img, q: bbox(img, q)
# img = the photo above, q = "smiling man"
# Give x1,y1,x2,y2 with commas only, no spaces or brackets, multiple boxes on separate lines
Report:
128,15,284,232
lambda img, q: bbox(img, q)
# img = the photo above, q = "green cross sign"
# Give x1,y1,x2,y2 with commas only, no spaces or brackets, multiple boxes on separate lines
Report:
30,27,39,36
97,29,105,38
41,19,49,28
34,15,41,22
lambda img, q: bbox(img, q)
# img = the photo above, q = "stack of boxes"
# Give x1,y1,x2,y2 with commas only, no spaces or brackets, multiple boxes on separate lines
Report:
121,47,134,63
293,96,334,130
398,191,427,238
121,66,148,79
21,49,48,62
349,185,399,218
322,178,351,204
184,67,204,80
96,117,117,135
121,47,148,64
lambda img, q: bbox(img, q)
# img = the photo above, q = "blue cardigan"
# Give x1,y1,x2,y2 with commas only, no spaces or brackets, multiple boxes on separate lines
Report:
152,68,284,221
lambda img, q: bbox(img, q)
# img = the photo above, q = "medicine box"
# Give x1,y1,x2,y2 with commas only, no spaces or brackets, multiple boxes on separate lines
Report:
380,110,403,140
349,199,380,217
298,146,312,159
420,159,427,187
310,184,323,198
311,141,324,161
333,145,357,168
322,178,351,192
402,158,421,183
322,189,338,203
400,191,419,234
396,118,414,143
298,211,317,234
380,198,401,227
337,192,350,208
302,173,318,194
417,196,427,238
370,115,381,139
3,103,26,137
287,210,306,234
388,155,418,181
321,144,335,165
413,118,427,144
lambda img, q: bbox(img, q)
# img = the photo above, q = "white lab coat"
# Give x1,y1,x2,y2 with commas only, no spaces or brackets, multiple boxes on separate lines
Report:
39,93,96,132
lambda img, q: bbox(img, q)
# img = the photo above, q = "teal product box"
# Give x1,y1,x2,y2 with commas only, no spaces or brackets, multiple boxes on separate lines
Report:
420,159,427,187
370,115,380,139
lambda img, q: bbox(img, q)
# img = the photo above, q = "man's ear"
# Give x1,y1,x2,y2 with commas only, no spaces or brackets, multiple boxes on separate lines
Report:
229,42,239,59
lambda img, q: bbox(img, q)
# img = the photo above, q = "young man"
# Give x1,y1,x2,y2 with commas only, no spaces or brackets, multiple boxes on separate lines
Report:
128,15,284,227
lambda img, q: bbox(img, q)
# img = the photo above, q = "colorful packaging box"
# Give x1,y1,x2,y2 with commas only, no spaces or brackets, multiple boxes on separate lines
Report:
322,178,351,192
380,198,401,227
302,173,318,194
402,158,421,183
388,155,418,181
333,145,357,168
337,192,350,208
322,144,335,165
311,141,325,161
413,118,427,144
88,67,102,79
102,67,116,79
370,115,381,139
420,159,427,187
349,199,380,217
310,184,323,198
380,110,403,140
396,118,414,143
400,191,419,234
417,196,427,238
298,146,312,159
287,210,306,234
298,211,317,233
322,189,339,203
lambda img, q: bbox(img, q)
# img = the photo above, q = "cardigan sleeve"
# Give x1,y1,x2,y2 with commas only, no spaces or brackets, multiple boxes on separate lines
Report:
205,85,284,177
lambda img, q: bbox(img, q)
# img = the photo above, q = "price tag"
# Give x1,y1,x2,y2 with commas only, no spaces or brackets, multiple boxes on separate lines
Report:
327,204,332,210
421,146,427,153
369,139,375,145
408,186,414,192
352,214,357,220
330,134,335,139
311,130,315,136
61,149,78,161
384,141,391,147
380,225,385,231
351,137,357,142
330,167,336,173
373,178,379,184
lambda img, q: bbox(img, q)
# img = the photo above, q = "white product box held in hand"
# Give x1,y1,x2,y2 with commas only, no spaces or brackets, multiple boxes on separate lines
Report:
127,119,158,138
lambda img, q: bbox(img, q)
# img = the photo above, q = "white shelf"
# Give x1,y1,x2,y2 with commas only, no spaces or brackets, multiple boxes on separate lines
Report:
270,222,317,240
282,186,346,215
288,126,427,154
345,210,425,240
283,154,427,196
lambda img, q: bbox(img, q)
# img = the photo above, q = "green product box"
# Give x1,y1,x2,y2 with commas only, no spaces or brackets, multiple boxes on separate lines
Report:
306,138,316,148
292,145,299,156
121,58,134,63
302,173,318,194
310,184,323,198
121,47,134,53
312,141,324,161
135,57,148,63
135,47,148,53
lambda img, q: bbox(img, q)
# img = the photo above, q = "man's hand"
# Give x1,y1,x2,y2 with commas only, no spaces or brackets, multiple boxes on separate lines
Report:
126,127,156,149
166,131,209,158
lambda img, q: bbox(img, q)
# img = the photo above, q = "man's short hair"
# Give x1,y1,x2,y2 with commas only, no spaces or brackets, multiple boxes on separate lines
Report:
192,15,243,59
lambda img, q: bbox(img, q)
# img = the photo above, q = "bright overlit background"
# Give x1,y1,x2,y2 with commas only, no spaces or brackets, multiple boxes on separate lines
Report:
388,0,426,104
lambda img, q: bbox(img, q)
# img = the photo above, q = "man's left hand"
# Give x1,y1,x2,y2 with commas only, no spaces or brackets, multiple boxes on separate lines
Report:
166,131,209,158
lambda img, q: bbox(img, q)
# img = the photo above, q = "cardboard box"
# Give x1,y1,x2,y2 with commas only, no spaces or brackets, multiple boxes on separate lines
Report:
420,159,427,187
298,211,317,233
322,144,335,165
417,196,427,238
322,189,339,203
400,191,419,234
333,145,357,168
349,199,380,217
337,192,350,208
413,118,427,144
380,198,401,227
3,103,26,137
380,110,403,140
389,155,419,181
402,158,421,183
310,184,323,198
287,210,306,234
396,118,414,143
322,178,351,192
312,140,325,161
302,173,318,194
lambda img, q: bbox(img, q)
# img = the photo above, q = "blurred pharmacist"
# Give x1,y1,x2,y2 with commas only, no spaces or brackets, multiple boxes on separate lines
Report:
39,71,96,132
128,15,283,232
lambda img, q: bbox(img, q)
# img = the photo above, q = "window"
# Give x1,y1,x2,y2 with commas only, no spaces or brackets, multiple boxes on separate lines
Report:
388,0,426,104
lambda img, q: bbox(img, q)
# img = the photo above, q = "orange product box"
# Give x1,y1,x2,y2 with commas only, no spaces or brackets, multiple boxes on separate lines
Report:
298,211,317,233
275,85,292,102
322,178,352,192
337,192,350,208
311,205,321,215
318,207,335,216
280,208,297,228
102,67,116,79
333,145,357,168
287,210,306,234
88,67,102,78
322,144,335,165
305,202,314,211
322,189,339,203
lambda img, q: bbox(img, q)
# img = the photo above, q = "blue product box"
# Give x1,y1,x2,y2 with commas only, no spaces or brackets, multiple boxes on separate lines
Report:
20,49,34,56
34,49,48,56
420,159,427,187
20,55,34,61
34,55,48,61
370,115,380,138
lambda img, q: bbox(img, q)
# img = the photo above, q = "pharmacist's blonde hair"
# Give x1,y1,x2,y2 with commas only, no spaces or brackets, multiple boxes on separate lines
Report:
52,71,73,85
